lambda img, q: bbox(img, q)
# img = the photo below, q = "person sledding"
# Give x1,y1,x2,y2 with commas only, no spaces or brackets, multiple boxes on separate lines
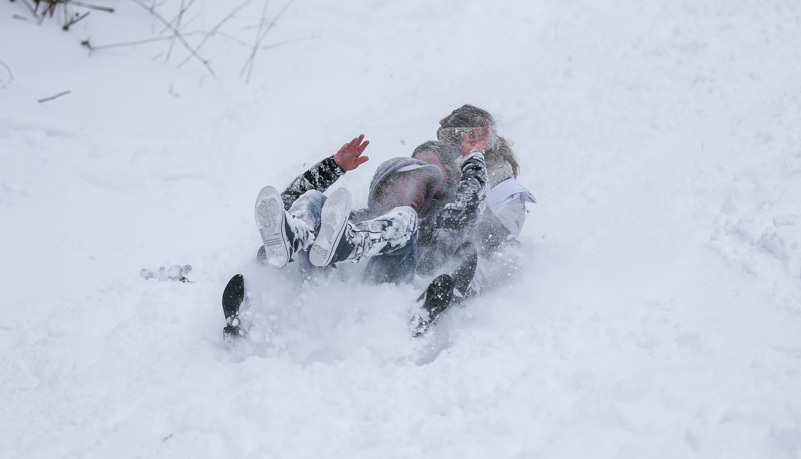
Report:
416,104,536,255
223,127,491,340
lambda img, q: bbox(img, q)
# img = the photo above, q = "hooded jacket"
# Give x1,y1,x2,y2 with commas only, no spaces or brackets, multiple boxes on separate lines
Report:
364,157,443,217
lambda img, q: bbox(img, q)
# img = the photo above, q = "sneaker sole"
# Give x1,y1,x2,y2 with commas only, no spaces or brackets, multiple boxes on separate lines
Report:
255,186,290,268
309,188,352,267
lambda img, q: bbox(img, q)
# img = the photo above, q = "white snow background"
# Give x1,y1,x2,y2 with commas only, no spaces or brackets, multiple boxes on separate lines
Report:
2,0,801,457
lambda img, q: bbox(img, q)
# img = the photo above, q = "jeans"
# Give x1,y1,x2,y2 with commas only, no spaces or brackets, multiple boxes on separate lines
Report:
289,190,418,285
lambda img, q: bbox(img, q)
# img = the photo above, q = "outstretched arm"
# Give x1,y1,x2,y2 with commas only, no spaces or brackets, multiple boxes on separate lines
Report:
436,125,492,228
416,127,491,274
281,135,370,209
437,148,489,231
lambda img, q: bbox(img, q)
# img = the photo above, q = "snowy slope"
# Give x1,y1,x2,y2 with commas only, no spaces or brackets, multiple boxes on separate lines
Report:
2,0,801,457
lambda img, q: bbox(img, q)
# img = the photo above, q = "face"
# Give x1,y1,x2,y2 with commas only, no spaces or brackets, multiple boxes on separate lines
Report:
378,171,429,213
413,151,447,185
437,126,499,151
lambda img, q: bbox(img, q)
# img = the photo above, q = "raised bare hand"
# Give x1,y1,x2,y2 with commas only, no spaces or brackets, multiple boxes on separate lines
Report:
460,126,492,157
334,134,370,171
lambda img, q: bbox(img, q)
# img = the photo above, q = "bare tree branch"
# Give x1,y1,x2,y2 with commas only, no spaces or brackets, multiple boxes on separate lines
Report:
0,60,14,81
84,36,160,51
241,0,269,83
158,0,197,35
63,10,90,31
68,1,114,13
13,14,35,23
261,0,293,39
38,90,71,103
165,0,185,62
84,32,208,51
177,0,251,69
130,0,216,77
241,0,293,83
259,34,317,50
19,0,38,18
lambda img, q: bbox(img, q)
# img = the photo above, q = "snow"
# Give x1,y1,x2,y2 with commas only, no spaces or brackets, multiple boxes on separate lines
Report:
2,0,801,457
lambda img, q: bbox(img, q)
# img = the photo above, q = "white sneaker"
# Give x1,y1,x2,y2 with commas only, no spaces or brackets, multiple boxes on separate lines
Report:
254,186,290,268
309,188,352,267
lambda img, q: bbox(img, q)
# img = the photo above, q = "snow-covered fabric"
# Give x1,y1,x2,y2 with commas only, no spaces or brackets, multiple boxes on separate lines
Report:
346,206,418,263
280,156,345,210
485,178,536,238
287,190,326,235
417,150,489,274
285,190,326,255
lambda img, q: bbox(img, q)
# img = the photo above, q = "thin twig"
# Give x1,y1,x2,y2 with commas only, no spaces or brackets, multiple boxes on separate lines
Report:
80,2,307,73
259,35,317,50
63,11,90,30
256,2,293,52
19,0,37,17
38,90,71,103
177,0,251,68
241,0,270,83
13,14,35,22
158,0,197,35
68,1,114,13
85,31,214,51
165,0,185,62
44,1,60,17
36,2,47,24
241,0,293,83
130,0,215,77
0,60,13,81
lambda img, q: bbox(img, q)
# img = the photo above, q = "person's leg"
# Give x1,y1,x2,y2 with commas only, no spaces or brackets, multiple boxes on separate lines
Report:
363,232,417,284
286,189,326,233
410,274,454,337
255,186,325,267
451,241,478,297
309,189,419,284
409,241,479,336
343,206,418,263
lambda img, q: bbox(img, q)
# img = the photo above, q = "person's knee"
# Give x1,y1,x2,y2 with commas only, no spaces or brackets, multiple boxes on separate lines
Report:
388,206,418,233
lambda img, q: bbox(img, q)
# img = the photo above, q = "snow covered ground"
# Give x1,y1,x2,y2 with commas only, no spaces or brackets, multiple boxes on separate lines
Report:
2,0,801,457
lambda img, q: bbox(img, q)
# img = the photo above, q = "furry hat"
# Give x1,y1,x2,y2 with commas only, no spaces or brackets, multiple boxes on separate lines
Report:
437,104,520,187
438,104,495,128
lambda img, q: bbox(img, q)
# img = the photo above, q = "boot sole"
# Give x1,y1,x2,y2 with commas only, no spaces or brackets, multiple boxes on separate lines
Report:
255,186,290,268
222,274,245,321
222,274,247,340
310,188,351,267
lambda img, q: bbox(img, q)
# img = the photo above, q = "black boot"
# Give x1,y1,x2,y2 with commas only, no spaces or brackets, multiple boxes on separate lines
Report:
222,274,247,341
411,274,455,337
